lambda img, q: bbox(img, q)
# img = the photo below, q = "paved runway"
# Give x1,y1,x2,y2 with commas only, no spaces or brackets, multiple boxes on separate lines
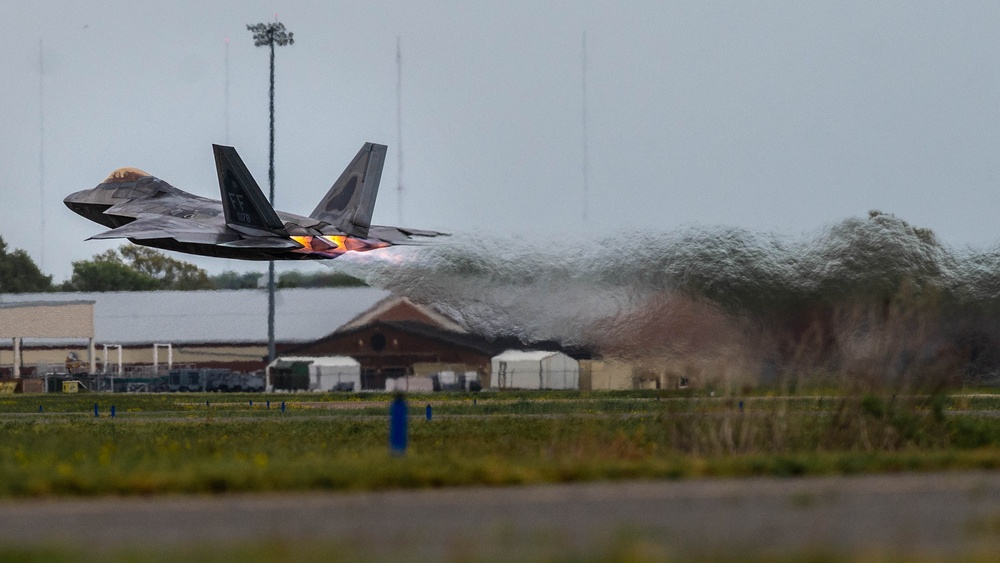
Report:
1,472,998,559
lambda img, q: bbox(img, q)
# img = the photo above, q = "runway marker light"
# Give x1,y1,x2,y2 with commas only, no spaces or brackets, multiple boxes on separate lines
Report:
389,394,408,456
94,403,98,418
111,405,116,418
426,404,432,421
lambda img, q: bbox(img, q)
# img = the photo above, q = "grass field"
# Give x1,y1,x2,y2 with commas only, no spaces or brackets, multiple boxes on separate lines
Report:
0,390,997,497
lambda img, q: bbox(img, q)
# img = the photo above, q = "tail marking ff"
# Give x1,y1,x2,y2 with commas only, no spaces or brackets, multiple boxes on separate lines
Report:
213,144,287,238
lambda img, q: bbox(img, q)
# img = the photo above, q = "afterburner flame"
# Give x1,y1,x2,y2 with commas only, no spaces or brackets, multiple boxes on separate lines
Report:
290,235,390,258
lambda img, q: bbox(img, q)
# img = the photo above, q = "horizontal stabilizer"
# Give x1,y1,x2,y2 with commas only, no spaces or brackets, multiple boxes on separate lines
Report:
213,144,288,238
395,226,450,238
367,225,450,243
310,143,386,238
88,214,235,245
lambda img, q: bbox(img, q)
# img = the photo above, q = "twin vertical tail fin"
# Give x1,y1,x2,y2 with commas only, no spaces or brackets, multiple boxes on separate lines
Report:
309,143,386,238
213,144,288,238
213,142,387,241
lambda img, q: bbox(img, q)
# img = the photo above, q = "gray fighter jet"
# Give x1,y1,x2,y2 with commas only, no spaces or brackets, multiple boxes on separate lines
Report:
65,143,444,260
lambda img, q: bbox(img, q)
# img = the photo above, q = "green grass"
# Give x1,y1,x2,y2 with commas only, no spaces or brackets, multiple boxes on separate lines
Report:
1,391,997,562
0,391,996,497
2,389,992,417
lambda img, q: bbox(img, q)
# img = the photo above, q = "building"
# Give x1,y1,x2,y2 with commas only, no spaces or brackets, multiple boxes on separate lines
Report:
2,289,598,391
490,350,580,390
266,356,361,391
279,318,500,390
0,287,389,375
0,301,96,377
279,295,591,390
579,359,635,391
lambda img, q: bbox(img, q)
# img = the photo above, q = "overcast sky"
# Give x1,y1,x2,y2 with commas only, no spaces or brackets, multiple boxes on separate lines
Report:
3,1,1000,281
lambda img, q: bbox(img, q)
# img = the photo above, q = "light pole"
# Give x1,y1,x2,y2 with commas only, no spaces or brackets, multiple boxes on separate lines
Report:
247,20,293,364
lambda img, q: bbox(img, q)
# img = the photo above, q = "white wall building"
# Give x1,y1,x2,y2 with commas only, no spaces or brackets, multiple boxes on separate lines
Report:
0,287,390,373
267,356,361,392
309,356,362,391
490,350,579,390
385,376,435,393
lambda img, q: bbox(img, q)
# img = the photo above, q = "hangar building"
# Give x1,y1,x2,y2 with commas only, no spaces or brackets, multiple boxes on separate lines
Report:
277,295,592,390
0,301,96,377
0,287,389,376
2,289,598,391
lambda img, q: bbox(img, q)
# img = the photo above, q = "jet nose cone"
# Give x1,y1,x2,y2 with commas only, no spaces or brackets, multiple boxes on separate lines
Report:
63,188,106,223
63,189,89,205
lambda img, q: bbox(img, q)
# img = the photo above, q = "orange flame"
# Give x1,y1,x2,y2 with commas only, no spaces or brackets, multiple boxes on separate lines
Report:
289,235,389,258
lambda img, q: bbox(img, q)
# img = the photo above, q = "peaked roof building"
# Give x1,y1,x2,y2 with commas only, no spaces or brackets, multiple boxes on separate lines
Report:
0,287,391,346
337,295,467,334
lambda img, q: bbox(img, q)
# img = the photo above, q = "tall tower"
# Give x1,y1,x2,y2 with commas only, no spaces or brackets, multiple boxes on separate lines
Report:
246,20,294,364
581,32,589,223
396,36,404,225
224,37,231,143
38,39,46,270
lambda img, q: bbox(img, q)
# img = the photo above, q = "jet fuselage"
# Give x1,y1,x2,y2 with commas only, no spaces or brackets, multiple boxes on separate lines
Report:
65,143,440,261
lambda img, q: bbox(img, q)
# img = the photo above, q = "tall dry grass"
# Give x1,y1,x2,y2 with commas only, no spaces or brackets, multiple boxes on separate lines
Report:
588,283,993,394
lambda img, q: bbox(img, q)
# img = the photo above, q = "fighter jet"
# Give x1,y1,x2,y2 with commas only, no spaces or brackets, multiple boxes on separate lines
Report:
64,143,445,260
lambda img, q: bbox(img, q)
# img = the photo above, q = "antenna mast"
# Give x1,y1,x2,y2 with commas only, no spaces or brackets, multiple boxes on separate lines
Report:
224,37,231,143
581,32,589,223
38,38,46,270
396,36,404,225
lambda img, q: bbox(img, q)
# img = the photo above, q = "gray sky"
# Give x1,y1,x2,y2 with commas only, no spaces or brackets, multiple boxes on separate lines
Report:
3,1,1000,282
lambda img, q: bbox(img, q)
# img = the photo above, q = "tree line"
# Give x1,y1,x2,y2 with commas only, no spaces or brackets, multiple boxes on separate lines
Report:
0,237,365,293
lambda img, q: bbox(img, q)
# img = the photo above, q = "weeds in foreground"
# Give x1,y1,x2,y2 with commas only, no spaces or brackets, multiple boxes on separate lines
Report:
0,391,995,496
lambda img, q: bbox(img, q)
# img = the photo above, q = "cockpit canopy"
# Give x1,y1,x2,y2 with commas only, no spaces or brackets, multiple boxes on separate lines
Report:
103,167,151,183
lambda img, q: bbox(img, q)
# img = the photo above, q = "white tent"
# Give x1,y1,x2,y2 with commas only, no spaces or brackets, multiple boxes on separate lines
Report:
310,356,362,392
490,350,579,390
268,356,361,392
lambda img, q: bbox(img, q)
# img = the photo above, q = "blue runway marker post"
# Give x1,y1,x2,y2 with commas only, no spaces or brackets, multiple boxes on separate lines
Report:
38,405,42,413
267,401,270,409
389,394,408,456
94,403,99,418
426,404,432,421
111,405,116,418
738,400,744,413
250,400,253,407
280,401,285,414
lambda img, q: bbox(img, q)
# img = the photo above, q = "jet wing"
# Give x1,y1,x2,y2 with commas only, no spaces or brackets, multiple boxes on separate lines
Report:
219,237,303,250
104,194,219,221
88,214,237,245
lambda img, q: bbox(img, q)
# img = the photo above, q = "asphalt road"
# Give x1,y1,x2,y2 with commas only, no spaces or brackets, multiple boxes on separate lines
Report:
0,472,998,560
